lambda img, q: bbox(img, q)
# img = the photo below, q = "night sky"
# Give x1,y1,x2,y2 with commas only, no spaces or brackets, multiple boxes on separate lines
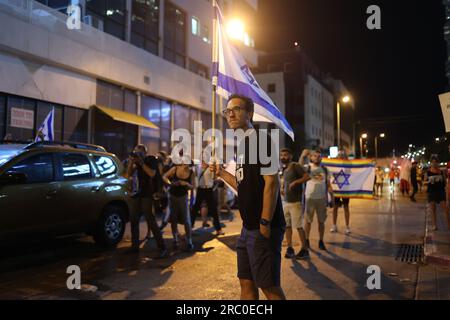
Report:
256,0,448,157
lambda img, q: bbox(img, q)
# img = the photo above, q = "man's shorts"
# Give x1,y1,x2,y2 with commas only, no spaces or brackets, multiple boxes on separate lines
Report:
236,227,285,289
282,201,303,229
305,198,327,224
334,197,350,208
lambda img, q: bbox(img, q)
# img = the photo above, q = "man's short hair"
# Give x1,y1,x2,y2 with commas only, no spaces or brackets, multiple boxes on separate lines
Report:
280,148,293,155
227,94,254,114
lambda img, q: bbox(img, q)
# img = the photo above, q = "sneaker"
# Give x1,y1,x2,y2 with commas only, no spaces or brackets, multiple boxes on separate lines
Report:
305,239,310,249
345,227,351,235
330,225,338,233
295,249,310,260
284,247,295,259
318,240,327,251
186,243,195,252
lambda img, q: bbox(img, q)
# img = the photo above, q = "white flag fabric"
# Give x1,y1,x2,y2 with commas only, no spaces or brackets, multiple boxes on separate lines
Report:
35,108,55,142
322,158,375,199
212,1,295,140
220,159,238,195
439,92,450,132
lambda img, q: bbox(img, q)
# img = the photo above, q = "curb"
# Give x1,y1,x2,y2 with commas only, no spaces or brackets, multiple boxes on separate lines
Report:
424,208,450,267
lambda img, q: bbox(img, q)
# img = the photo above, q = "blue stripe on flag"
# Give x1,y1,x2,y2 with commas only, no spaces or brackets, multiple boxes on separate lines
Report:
47,111,53,141
217,72,294,133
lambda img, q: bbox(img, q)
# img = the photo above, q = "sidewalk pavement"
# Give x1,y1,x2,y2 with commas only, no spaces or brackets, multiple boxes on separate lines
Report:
423,201,450,267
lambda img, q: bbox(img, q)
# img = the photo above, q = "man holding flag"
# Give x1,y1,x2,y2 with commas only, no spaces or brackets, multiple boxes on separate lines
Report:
208,1,294,300
210,95,286,300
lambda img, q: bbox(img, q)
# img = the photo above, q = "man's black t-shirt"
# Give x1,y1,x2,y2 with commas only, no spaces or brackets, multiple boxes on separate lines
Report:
137,155,159,198
235,130,285,230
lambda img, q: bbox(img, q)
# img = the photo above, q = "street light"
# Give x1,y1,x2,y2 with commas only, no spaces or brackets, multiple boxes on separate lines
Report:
227,19,245,41
337,95,351,150
360,133,368,158
375,133,386,159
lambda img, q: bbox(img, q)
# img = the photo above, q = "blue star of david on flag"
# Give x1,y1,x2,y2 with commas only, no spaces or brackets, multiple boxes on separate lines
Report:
332,169,351,189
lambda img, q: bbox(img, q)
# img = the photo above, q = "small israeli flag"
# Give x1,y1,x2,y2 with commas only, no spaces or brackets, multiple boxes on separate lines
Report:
212,1,295,140
35,108,55,142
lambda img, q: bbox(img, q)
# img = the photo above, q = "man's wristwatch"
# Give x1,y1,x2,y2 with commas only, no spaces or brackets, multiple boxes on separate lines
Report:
260,218,271,227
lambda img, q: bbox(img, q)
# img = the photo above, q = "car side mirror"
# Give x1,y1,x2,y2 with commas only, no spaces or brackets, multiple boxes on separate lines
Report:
0,172,28,185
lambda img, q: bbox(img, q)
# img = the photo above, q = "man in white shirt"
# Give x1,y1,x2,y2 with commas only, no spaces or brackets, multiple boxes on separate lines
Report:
299,149,334,251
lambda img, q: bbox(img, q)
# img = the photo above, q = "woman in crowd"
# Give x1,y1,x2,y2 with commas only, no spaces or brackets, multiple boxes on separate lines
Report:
163,156,196,251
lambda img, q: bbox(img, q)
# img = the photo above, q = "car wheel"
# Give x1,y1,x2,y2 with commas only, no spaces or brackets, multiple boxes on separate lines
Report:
93,204,126,247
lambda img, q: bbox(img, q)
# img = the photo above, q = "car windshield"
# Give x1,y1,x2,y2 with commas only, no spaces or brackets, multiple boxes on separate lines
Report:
0,144,25,166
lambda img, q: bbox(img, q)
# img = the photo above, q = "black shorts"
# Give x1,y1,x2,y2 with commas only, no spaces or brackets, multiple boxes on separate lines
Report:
334,197,350,207
236,227,284,289
428,191,446,204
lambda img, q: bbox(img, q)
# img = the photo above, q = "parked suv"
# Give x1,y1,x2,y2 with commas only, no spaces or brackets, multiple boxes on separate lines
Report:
0,141,133,247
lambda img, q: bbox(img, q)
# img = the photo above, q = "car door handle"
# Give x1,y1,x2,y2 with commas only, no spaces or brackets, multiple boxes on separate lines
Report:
46,189,58,200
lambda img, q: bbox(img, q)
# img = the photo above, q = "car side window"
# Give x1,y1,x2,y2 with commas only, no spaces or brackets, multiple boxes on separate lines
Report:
6,153,54,184
62,153,92,181
94,156,117,177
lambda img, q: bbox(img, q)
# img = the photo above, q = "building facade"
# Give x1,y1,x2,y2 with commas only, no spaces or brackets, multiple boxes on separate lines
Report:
0,0,258,159
255,48,336,158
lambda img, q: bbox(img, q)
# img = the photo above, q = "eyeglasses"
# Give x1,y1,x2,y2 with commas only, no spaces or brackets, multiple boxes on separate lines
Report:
222,106,244,117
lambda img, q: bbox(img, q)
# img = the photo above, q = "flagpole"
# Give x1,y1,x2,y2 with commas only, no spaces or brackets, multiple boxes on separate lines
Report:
211,0,219,165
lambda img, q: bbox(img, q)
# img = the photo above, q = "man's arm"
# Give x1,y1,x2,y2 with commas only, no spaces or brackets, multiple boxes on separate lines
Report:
289,166,310,191
163,166,176,185
210,164,238,191
260,174,280,238
142,162,156,178
298,149,310,166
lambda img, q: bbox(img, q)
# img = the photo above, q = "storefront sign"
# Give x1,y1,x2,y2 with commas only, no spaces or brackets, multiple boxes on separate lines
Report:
10,107,34,129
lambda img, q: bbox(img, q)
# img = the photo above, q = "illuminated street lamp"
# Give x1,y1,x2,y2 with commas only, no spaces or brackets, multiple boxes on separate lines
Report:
227,19,245,41
337,95,351,150
360,133,368,158
375,133,386,159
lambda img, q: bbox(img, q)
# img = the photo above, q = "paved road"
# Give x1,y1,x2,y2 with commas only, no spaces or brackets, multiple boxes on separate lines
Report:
0,186,437,300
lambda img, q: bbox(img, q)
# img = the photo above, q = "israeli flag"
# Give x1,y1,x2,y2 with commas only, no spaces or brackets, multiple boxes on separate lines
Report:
212,1,295,140
35,108,55,142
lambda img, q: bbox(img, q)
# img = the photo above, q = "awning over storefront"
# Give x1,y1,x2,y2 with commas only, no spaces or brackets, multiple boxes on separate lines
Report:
92,105,159,130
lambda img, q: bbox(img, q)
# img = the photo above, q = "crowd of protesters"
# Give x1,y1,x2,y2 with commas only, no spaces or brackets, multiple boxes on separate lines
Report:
122,145,232,257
